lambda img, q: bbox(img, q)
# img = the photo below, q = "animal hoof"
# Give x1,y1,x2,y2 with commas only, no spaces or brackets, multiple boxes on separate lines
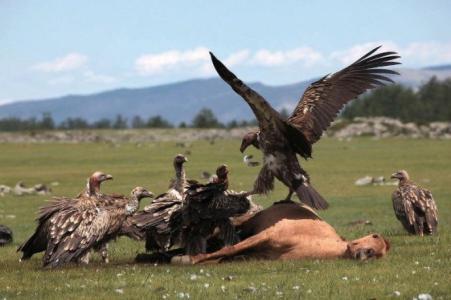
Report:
171,255,193,265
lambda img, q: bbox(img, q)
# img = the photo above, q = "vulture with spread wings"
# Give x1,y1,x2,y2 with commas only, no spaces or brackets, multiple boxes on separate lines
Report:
210,46,400,210
391,170,438,236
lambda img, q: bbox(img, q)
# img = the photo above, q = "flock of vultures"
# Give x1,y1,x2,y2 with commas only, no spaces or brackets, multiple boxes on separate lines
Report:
14,46,438,267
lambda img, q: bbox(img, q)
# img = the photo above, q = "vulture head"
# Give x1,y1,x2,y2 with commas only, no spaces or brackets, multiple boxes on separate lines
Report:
390,170,410,182
174,154,188,166
88,171,113,196
216,164,229,182
347,233,390,260
130,186,154,200
240,131,260,153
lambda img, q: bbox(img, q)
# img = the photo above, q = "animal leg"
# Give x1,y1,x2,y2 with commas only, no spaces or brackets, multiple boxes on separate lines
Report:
273,190,296,205
99,243,109,263
186,231,270,264
78,251,91,265
252,165,275,195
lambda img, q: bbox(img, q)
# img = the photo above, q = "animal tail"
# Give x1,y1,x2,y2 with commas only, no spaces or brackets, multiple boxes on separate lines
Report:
295,184,329,210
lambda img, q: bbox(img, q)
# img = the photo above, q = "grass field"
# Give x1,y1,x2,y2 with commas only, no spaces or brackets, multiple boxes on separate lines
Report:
0,135,450,299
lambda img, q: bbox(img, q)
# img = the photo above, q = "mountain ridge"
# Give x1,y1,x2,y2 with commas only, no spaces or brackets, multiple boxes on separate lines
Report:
1,66,450,124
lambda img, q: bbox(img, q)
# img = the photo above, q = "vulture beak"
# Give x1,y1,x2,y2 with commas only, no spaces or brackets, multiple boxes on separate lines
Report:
184,157,188,162
143,190,154,198
239,140,248,153
105,174,113,180
390,173,397,179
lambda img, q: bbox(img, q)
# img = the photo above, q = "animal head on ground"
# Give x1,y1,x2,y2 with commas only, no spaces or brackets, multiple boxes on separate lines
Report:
240,131,260,153
347,233,390,260
174,154,188,165
390,170,409,181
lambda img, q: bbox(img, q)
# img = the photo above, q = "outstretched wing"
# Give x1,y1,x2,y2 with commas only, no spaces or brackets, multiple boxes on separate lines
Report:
210,52,282,131
288,46,400,144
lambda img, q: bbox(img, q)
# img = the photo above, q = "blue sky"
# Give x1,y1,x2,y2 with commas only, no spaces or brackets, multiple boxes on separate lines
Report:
1,0,451,104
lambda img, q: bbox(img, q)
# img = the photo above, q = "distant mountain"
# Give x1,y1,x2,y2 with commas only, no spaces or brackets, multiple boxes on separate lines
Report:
0,65,450,124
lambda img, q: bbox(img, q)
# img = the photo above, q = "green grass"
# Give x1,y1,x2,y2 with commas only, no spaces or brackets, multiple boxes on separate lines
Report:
0,136,450,299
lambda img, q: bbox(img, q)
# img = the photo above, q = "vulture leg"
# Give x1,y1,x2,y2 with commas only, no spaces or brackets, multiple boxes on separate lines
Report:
99,243,109,263
414,218,424,237
252,165,275,195
284,190,293,201
78,252,91,265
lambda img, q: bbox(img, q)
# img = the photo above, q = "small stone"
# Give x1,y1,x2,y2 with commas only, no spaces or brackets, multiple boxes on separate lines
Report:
342,276,348,281
189,274,197,281
417,293,432,300
292,286,300,290
394,291,401,296
115,289,124,294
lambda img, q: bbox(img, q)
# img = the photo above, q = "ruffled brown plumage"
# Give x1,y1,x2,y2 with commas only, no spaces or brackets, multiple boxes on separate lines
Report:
391,170,438,236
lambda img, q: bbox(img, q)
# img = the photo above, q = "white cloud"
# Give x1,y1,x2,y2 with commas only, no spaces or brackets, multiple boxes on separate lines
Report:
224,49,251,66
0,98,14,106
135,47,210,75
83,71,117,84
251,47,323,67
330,41,451,66
32,53,88,72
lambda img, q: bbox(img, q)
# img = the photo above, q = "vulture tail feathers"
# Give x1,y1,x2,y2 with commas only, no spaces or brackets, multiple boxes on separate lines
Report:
295,185,329,210
17,224,47,260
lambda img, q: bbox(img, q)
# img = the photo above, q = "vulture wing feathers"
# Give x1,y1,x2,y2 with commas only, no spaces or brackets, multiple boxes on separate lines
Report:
288,46,400,145
209,52,285,132
44,204,111,267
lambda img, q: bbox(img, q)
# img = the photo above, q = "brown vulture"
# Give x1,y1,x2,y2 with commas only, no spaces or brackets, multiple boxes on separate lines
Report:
210,46,400,210
391,170,438,236
181,164,251,255
18,171,113,261
120,154,191,252
42,187,153,268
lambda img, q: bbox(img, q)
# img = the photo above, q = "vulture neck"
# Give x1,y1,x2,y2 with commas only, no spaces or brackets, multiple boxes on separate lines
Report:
125,196,140,215
398,178,411,186
174,162,186,194
87,177,101,196
217,175,229,190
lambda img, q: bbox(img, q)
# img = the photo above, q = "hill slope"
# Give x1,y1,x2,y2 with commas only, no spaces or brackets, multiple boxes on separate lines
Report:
0,66,450,124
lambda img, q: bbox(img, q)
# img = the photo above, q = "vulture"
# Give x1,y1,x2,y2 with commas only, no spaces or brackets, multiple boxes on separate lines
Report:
181,164,251,255
18,171,113,261
0,224,13,246
43,187,153,268
391,170,438,236
210,46,400,210
120,154,191,252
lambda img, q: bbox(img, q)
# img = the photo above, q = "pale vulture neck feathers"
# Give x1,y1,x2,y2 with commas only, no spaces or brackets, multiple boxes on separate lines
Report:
174,160,186,195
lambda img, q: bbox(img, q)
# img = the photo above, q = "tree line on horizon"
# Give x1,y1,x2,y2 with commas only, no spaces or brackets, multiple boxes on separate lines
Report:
0,108,258,131
0,77,449,132
342,77,451,123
